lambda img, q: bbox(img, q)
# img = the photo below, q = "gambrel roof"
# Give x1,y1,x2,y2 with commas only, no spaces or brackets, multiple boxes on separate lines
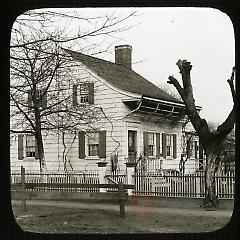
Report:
64,48,183,105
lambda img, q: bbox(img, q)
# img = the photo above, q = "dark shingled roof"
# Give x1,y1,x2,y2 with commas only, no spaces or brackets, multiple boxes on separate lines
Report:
64,48,183,104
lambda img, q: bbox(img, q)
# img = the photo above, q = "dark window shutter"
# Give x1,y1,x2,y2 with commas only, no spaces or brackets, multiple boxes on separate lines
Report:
143,132,149,157
156,133,160,158
18,134,24,160
186,139,190,159
99,130,106,158
78,131,85,159
194,141,198,159
88,83,94,104
199,141,204,170
35,137,39,159
162,133,166,158
73,84,78,107
199,141,203,159
173,134,177,159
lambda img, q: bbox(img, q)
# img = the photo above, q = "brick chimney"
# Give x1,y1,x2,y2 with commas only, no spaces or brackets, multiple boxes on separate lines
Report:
115,45,132,69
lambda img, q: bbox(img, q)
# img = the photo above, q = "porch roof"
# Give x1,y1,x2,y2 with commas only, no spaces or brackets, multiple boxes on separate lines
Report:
123,96,201,118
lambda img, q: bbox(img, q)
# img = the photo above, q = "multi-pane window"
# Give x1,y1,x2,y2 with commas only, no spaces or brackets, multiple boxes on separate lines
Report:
88,132,99,156
166,134,173,157
73,83,94,106
189,140,195,158
148,133,155,157
26,135,35,157
79,84,89,103
188,139,198,158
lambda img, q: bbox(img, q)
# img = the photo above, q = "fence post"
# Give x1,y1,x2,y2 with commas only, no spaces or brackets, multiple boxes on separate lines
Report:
21,166,26,212
118,181,126,218
125,162,137,195
97,161,108,192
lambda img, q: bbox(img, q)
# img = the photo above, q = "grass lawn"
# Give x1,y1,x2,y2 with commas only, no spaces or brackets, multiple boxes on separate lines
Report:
11,203,231,234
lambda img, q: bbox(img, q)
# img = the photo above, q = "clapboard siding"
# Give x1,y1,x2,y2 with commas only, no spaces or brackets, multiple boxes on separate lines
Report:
10,63,198,173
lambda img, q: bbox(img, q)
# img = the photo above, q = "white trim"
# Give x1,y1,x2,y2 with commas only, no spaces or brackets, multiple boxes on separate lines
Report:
143,96,202,110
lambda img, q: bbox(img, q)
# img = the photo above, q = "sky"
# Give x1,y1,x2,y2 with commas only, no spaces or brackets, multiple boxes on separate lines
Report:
91,7,235,124
99,7,235,124
17,7,235,124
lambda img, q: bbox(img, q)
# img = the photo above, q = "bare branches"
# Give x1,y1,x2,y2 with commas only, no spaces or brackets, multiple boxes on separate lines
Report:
216,67,235,138
11,10,137,50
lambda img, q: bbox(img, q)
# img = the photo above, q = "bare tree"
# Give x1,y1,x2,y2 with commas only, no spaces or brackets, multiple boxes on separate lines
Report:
10,9,137,174
168,60,235,208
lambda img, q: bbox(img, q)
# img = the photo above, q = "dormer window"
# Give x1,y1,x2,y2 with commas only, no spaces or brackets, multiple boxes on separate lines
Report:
73,82,94,106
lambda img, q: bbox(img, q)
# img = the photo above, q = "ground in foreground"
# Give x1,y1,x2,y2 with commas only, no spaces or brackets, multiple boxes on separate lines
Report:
12,203,231,234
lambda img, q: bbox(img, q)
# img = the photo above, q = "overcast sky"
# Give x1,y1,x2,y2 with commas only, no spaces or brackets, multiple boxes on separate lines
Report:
19,7,235,124
97,7,235,124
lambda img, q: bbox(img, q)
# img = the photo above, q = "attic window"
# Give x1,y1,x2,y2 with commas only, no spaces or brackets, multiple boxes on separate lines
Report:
73,83,94,106
79,84,89,103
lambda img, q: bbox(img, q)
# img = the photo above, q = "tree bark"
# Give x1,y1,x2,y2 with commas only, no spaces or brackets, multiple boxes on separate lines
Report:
204,153,220,208
168,60,235,208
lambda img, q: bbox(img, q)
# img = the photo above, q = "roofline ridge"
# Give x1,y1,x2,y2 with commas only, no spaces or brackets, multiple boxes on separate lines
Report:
62,47,117,65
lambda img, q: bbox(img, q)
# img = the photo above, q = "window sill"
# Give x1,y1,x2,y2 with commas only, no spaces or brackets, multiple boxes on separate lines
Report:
23,157,38,161
85,156,100,160
148,156,157,160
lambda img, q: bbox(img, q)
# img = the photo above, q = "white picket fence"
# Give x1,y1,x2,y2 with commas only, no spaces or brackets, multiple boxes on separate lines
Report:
11,170,235,199
134,171,235,199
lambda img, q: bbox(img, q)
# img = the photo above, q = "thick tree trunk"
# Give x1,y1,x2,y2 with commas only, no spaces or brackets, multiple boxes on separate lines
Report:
35,120,47,176
204,153,219,208
36,134,47,174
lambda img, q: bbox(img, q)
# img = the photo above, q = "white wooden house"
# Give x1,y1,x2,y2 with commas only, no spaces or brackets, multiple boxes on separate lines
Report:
10,45,204,173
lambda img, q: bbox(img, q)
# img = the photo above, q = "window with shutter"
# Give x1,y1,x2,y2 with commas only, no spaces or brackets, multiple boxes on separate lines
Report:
82,130,106,159
73,83,94,106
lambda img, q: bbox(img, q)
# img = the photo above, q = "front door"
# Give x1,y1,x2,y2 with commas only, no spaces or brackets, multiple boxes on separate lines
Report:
128,130,137,162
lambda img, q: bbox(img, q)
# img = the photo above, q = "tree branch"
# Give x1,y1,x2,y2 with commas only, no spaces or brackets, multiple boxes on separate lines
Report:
167,76,185,98
217,67,235,137
227,66,236,102
168,60,211,144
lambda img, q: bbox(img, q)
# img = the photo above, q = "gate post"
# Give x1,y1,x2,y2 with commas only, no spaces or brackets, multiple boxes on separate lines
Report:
21,166,26,212
97,161,108,192
125,162,137,195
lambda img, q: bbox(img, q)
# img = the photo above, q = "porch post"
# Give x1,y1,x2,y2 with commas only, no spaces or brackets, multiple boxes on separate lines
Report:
97,161,108,192
125,162,137,195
